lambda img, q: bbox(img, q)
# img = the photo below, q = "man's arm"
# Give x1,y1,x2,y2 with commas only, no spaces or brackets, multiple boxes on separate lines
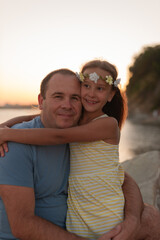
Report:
0,185,87,240
123,172,144,218
135,203,160,240
122,181,160,240
120,172,144,238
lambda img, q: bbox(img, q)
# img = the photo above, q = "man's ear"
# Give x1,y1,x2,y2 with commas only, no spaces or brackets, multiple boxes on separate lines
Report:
38,94,44,110
108,90,116,102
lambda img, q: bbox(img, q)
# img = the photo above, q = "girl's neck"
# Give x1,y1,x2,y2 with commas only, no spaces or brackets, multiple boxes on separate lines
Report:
79,110,104,125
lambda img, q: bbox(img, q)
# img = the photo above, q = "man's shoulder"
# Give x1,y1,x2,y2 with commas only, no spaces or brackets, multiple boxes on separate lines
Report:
5,117,42,158
12,116,43,129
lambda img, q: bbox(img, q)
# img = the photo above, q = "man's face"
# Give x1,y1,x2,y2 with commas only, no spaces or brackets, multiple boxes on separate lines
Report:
39,73,82,129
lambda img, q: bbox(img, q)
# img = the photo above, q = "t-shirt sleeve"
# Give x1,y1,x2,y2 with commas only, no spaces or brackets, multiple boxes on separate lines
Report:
0,141,34,188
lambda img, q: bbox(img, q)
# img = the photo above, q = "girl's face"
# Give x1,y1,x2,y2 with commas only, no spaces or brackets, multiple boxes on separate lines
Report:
81,67,115,115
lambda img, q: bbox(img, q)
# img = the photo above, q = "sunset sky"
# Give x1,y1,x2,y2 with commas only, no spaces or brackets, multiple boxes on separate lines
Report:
1,0,160,105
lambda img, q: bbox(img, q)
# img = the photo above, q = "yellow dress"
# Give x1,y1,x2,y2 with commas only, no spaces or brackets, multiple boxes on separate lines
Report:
66,117,124,239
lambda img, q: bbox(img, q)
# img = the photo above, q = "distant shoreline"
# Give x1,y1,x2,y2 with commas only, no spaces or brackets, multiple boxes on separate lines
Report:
0,104,38,109
128,114,160,127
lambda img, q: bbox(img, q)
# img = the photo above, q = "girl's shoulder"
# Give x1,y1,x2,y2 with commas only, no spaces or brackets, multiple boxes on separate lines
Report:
93,114,118,127
94,115,120,144
92,114,108,121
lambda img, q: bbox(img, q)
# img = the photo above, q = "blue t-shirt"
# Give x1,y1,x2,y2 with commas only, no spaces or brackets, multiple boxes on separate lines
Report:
0,116,70,239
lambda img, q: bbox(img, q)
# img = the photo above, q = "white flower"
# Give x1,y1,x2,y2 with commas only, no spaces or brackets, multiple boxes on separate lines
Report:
106,75,113,85
114,78,121,87
89,72,99,83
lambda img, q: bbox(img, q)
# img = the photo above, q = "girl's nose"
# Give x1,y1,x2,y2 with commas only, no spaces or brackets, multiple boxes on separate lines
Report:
88,88,95,97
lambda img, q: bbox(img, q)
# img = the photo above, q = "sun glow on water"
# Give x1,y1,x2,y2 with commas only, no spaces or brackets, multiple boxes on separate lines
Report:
1,0,160,105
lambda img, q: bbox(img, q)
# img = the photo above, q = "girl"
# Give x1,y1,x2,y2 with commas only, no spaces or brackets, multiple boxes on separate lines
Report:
0,60,128,239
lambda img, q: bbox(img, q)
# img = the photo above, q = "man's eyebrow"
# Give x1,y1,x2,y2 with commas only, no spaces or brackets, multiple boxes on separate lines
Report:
51,92,63,96
51,92,81,98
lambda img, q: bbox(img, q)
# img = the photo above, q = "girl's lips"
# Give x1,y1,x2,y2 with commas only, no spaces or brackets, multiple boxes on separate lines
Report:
85,99,98,104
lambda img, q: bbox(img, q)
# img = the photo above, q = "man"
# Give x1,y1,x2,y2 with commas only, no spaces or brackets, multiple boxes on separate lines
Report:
0,68,159,240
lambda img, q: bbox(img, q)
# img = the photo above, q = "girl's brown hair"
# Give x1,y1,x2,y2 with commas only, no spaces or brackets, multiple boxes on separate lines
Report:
81,60,128,129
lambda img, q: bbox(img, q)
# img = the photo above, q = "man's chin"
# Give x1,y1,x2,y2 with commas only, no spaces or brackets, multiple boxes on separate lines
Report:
58,124,74,129
57,121,75,129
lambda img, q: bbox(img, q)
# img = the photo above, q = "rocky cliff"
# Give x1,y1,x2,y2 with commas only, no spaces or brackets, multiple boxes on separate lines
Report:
122,151,160,210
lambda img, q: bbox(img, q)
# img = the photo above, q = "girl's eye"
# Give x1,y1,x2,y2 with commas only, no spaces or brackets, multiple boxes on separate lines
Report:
84,84,90,88
97,87,103,91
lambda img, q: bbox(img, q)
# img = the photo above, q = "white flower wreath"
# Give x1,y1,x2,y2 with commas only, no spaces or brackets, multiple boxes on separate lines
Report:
76,72,121,87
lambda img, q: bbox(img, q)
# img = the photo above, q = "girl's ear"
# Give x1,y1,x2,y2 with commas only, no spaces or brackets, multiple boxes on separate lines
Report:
38,94,44,110
108,90,116,102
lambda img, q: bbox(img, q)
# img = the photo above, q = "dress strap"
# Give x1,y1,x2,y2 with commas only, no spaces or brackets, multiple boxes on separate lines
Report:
93,114,108,121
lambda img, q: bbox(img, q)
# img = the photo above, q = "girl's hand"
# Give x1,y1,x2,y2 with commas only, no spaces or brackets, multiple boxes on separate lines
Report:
0,127,9,157
0,142,8,157
0,123,6,128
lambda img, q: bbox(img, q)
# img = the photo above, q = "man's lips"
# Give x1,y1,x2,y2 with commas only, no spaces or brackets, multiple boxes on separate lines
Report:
58,113,74,118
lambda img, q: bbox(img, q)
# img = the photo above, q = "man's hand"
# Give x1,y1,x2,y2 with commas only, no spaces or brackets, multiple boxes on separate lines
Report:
0,127,9,157
135,203,160,240
98,213,140,240
108,216,140,240
98,225,121,240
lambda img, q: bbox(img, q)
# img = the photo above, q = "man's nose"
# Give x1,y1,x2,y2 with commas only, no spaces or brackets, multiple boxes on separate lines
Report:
61,98,72,109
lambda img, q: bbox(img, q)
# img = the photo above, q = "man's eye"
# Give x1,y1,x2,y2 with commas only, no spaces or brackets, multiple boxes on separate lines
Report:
72,97,79,101
54,95,62,98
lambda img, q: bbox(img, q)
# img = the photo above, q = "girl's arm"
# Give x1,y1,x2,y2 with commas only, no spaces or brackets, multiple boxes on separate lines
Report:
0,114,39,157
0,117,119,145
0,114,39,128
